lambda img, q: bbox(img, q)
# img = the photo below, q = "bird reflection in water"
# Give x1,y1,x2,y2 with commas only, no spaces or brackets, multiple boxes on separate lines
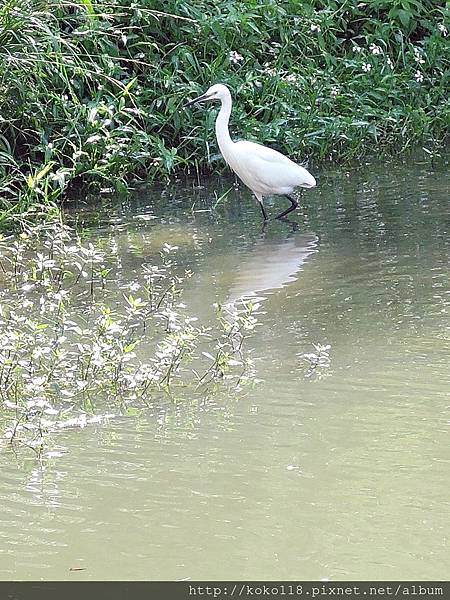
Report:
227,231,318,306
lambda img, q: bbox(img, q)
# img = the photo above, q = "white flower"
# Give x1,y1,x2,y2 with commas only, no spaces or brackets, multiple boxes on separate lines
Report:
369,43,382,55
354,45,363,53
438,24,448,36
268,43,281,55
32,346,51,359
414,70,424,83
162,243,178,253
86,134,102,144
229,51,244,64
4,401,21,410
386,56,394,69
310,23,321,33
26,377,47,391
26,398,51,409
285,74,298,83
362,63,372,72
413,47,425,64
330,86,339,97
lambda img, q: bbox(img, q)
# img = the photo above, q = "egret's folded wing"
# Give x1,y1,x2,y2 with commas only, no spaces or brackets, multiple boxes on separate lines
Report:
234,141,310,191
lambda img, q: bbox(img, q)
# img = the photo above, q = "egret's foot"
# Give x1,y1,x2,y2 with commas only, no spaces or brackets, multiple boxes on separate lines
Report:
273,209,297,220
273,194,299,220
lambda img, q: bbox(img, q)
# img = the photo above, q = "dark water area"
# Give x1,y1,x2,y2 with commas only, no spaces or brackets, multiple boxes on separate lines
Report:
0,155,449,580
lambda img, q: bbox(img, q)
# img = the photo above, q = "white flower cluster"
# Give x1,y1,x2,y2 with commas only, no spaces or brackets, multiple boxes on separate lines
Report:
0,224,258,453
229,50,243,64
330,85,339,97
413,47,425,64
369,43,382,55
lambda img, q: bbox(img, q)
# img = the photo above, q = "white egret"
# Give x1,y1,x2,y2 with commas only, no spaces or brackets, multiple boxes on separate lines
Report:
185,83,316,221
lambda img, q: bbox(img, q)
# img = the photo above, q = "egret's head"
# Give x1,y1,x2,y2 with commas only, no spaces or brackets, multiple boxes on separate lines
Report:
185,84,230,107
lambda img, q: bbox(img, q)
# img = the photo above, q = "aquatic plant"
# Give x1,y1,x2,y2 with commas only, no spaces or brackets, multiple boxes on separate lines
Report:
0,0,448,225
0,223,258,453
300,343,332,379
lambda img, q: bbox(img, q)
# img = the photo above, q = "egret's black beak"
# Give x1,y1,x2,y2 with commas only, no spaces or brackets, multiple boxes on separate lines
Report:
184,92,211,108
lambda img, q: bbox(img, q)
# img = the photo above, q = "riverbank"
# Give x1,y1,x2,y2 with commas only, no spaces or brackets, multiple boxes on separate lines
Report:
0,0,448,227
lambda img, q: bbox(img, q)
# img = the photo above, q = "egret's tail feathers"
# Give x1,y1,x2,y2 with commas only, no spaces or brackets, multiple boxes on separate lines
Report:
301,173,316,188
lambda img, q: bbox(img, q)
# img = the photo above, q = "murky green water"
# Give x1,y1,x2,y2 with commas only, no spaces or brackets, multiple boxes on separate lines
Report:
1,156,449,580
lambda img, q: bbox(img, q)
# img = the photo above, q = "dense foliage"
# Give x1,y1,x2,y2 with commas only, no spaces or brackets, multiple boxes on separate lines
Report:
0,0,448,224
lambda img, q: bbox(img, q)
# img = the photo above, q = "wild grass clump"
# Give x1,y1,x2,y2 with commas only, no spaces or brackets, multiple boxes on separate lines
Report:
0,0,448,224
0,223,258,453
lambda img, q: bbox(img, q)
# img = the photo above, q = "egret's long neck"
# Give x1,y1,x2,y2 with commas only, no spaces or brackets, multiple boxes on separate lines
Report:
215,91,234,159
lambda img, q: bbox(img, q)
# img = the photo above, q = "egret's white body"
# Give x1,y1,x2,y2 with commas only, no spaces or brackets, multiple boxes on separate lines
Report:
186,83,316,220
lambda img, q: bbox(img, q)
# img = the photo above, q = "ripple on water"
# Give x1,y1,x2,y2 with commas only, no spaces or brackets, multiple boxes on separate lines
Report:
1,157,449,580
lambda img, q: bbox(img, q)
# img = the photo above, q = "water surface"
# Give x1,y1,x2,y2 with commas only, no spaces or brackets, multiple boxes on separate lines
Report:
0,155,449,580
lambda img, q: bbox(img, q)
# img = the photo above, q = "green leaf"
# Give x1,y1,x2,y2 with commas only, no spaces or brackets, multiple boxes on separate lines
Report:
35,162,55,182
397,9,411,28
79,0,96,17
122,77,137,97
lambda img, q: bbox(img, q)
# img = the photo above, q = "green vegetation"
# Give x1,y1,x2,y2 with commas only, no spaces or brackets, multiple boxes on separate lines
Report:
0,223,258,452
0,0,449,225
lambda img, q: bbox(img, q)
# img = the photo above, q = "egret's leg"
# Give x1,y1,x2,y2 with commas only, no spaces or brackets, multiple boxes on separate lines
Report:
256,197,268,221
274,195,298,220
279,218,299,232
